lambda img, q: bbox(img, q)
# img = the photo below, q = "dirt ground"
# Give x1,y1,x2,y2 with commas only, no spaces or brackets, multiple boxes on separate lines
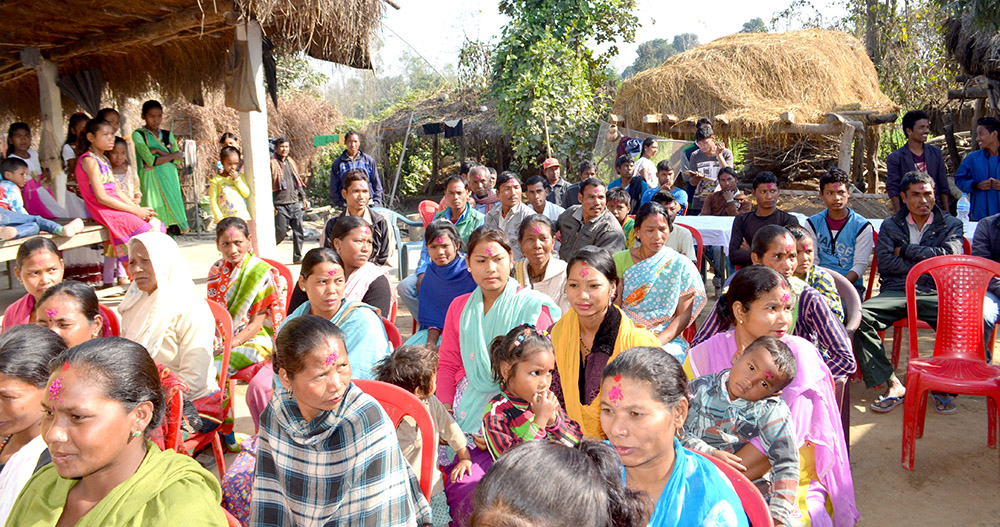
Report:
3,230,998,526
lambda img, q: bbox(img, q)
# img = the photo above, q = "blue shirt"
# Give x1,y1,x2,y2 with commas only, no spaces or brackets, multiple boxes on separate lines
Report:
641,185,689,212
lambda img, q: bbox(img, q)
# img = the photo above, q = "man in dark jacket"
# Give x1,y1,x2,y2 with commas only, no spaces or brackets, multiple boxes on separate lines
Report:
886,110,950,212
972,211,1000,361
329,131,383,208
857,171,963,414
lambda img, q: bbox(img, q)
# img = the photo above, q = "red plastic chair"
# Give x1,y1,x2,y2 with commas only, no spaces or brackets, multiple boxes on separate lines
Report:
182,300,233,477
222,507,242,527
418,200,441,227
98,303,120,337
382,316,402,349
261,257,294,309
677,224,703,343
353,379,437,500
690,448,773,527
899,255,1000,477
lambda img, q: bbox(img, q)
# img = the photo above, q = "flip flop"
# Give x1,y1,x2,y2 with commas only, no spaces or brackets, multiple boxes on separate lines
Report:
932,393,958,415
871,394,904,413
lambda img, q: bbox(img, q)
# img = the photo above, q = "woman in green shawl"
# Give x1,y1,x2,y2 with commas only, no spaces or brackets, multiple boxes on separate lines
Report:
132,100,189,233
6,337,226,527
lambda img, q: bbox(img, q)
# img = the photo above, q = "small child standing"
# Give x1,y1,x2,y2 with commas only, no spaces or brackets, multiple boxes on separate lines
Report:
209,146,251,224
606,187,635,249
682,336,799,527
109,137,142,206
0,158,84,241
482,324,582,460
371,345,473,498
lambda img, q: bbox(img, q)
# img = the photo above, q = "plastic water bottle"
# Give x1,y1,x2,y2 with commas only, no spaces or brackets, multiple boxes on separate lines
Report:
957,193,971,224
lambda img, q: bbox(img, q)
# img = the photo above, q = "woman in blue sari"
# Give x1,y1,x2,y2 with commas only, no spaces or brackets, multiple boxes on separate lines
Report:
613,202,707,361
601,347,748,527
403,219,477,350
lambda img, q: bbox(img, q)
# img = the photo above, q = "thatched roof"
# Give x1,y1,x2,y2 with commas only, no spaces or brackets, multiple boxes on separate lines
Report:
0,0,383,119
372,87,504,145
945,16,1000,77
613,29,898,134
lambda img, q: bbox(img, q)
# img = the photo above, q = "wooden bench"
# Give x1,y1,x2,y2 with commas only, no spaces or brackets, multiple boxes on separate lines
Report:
0,222,110,288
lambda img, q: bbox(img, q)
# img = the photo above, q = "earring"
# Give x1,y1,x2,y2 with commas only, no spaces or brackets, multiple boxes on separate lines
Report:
131,431,141,438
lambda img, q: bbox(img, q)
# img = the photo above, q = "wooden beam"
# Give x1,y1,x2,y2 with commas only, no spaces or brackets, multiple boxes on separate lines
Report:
642,114,661,124
948,87,990,99
663,114,678,125
826,113,848,125
779,112,795,124
865,113,898,125
851,127,866,188
782,122,845,135
713,114,730,126
608,113,624,123
837,122,855,173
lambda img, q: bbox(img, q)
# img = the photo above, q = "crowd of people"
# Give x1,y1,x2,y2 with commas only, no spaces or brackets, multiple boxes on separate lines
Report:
0,109,997,526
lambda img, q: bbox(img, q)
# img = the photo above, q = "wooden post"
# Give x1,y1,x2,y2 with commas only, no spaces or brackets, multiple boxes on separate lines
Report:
236,21,276,258
851,128,866,190
865,125,879,193
837,123,855,173
432,133,440,181
971,98,985,152
20,47,66,206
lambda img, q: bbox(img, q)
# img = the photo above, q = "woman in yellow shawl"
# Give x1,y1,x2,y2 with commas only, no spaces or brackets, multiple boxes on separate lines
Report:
549,246,659,438
6,337,226,527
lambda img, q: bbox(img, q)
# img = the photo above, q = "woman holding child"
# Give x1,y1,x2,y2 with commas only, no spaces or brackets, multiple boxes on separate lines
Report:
686,266,858,526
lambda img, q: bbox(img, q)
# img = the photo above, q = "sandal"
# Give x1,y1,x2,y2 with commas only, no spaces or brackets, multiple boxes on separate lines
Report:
871,394,905,413
932,393,958,415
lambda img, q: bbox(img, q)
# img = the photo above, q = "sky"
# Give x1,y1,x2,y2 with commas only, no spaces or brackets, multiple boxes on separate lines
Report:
352,0,850,78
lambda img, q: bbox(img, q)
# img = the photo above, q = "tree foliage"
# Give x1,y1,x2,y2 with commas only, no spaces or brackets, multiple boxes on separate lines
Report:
276,53,329,96
621,39,677,78
492,0,639,169
933,0,1000,29
740,17,768,33
672,33,700,53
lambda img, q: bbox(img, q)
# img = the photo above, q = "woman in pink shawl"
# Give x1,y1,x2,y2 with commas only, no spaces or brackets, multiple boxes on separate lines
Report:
686,266,858,527
2,238,63,331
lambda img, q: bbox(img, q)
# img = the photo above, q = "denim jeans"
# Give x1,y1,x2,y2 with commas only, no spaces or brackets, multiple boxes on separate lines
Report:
0,209,62,238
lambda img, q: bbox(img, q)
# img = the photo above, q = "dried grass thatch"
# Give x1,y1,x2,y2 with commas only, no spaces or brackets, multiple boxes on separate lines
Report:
944,16,1000,77
374,87,503,145
0,0,382,120
613,29,898,134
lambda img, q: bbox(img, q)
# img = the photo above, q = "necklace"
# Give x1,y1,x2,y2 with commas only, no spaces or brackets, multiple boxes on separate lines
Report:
0,435,11,455
579,335,592,361
527,261,546,283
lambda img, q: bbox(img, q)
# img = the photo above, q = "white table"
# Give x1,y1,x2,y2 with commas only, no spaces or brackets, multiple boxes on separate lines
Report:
675,212,808,255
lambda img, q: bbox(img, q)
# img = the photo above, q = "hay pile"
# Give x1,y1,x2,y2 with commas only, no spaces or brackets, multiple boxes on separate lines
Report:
613,29,897,133
744,134,842,185
945,16,1000,77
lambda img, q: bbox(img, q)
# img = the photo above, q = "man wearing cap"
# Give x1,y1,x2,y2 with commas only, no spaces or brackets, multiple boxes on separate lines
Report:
557,177,627,260
687,124,733,215
542,157,569,206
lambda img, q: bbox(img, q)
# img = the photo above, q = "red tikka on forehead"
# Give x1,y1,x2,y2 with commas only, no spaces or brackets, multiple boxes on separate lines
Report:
228,228,240,239
48,376,64,402
579,262,589,277
764,371,774,379
532,226,541,234
484,246,494,256
435,237,445,245
323,338,339,367
327,268,338,277
608,374,624,407
45,308,58,318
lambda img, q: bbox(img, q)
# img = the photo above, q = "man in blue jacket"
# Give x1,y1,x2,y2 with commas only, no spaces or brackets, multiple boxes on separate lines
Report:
805,168,873,295
329,131,383,208
955,117,1000,221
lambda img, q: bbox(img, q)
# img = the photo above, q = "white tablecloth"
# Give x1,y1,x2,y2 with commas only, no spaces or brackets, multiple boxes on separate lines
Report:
675,212,808,255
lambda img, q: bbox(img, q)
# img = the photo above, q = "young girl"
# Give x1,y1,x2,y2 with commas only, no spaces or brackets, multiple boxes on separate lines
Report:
208,146,251,223
1,238,63,331
110,137,142,205
215,133,241,175
482,324,582,461
62,112,89,174
76,118,161,270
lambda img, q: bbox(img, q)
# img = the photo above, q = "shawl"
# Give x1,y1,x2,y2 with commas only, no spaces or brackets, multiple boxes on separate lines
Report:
344,262,387,304
1,294,35,332
251,383,431,526
627,438,748,527
550,306,659,438
287,300,392,380
687,332,859,526
6,441,226,527
0,435,47,524
417,253,477,330
207,253,283,364
454,278,560,432
621,247,707,358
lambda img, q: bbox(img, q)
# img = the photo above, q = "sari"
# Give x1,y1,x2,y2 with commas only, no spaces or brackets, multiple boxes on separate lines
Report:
549,306,659,438
207,253,285,371
75,152,162,263
252,383,431,526
403,253,477,347
132,127,188,231
6,441,226,527
624,437,748,527
619,247,707,361
687,332,859,526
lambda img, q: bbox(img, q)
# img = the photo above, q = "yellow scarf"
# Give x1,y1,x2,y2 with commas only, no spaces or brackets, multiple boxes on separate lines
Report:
550,306,659,438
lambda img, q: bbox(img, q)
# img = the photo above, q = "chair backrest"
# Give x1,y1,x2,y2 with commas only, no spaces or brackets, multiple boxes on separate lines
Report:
352,379,437,501
689,448,773,527
824,266,862,336
382,316,402,349
417,200,440,226
261,257,294,310
163,389,183,452
222,507,242,527
677,223,703,271
373,206,422,242
905,255,1000,362
207,300,234,389
865,230,878,300
98,303,120,337
963,236,972,255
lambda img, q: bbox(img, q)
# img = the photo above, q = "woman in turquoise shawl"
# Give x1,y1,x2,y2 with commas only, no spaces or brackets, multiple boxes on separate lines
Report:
614,202,707,361
8,337,225,527
132,100,188,233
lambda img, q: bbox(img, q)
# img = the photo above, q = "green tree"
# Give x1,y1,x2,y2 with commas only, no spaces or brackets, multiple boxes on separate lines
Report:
934,0,1000,28
492,0,639,168
740,17,768,32
621,38,677,78
672,33,700,53
275,53,329,96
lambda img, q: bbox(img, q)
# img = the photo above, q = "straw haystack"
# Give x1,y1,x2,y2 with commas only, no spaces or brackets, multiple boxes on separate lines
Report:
945,16,1000,78
613,29,898,134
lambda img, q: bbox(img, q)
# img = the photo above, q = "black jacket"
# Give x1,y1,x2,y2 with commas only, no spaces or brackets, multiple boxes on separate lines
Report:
972,212,1000,297
875,205,963,293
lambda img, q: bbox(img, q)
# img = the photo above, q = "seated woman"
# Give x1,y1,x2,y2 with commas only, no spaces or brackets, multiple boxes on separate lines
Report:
288,216,393,316
600,347,749,527
0,325,66,524
119,232,221,434
471,440,646,527
692,225,856,380
245,248,392,431
207,217,284,373
512,214,571,314
2,238,63,331
34,281,112,347
403,219,477,350
7,338,227,526
686,266,858,526
549,246,659,438
613,202,707,361
251,315,430,526
323,169,393,266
